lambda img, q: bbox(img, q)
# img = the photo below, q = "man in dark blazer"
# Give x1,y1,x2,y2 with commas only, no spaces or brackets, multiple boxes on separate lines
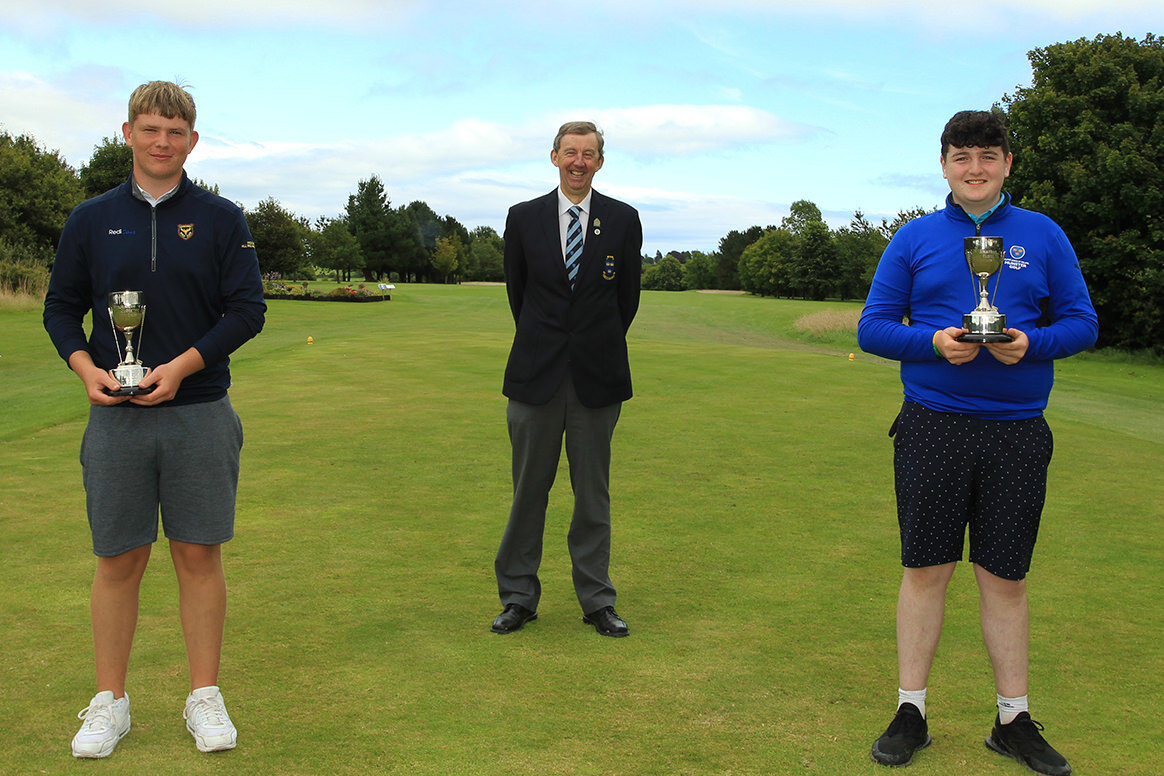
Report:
492,121,642,638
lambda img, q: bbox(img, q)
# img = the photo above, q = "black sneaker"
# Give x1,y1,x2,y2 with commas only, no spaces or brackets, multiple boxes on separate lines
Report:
871,703,931,766
985,712,1072,775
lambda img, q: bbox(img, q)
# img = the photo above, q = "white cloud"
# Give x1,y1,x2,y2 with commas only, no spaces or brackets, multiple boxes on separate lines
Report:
194,137,319,163
178,104,816,219
0,71,121,161
5,0,1154,27
184,122,808,252
673,0,1158,19
197,105,815,176
0,0,420,31
586,105,822,156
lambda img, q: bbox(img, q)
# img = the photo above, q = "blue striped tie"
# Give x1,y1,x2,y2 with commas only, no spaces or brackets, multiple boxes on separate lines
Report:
565,205,583,291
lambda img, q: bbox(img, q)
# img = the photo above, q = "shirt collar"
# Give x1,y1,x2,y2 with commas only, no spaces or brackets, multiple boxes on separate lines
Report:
557,188,593,217
966,193,1006,225
131,177,179,208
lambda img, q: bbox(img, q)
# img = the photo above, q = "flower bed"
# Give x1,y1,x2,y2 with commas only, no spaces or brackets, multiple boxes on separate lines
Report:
261,278,390,302
263,294,388,302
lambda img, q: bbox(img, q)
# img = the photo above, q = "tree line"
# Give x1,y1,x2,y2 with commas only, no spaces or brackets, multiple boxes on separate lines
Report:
0,133,505,289
643,33,1163,353
249,175,506,285
641,201,930,303
2,34,1160,351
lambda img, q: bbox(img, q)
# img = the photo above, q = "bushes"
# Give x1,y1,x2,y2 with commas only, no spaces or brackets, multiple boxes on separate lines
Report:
0,239,51,296
642,255,686,291
261,276,388,302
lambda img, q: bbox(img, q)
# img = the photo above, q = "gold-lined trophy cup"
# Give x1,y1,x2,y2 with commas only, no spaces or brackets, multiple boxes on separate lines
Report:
956,236,1013,343
107,291,155,395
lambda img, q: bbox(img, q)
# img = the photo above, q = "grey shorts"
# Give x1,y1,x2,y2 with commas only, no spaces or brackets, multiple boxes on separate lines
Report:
80,396,243,557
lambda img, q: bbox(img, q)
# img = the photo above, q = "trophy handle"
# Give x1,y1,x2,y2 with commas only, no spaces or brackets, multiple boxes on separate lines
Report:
136,305,146,364
108,308,127,365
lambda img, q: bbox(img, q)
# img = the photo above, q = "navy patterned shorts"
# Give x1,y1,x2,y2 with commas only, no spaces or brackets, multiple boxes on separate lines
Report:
892,401,1053,581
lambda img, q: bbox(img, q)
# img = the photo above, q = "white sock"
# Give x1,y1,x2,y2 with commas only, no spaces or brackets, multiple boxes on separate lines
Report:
898,687,927,718
997,694,1029,724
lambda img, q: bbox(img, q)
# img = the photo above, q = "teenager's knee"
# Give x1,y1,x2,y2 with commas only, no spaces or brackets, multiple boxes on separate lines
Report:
95,545,152,585
169,541,223,577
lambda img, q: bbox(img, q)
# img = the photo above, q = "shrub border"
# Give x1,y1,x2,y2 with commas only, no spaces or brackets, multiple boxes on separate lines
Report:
263,294,390,302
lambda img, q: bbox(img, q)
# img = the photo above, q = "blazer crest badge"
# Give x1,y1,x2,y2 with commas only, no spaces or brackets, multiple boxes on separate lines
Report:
603,255,616,281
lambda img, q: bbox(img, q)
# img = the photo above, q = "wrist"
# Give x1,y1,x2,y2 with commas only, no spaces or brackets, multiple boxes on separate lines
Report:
931,332,946,360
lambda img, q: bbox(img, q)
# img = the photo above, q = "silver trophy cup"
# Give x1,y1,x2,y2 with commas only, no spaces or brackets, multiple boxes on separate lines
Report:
107,291,153,395
957,236,1013,343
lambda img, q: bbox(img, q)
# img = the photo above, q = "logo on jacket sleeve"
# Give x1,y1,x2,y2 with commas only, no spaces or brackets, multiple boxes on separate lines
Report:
178,223,195,240
603,255,616,280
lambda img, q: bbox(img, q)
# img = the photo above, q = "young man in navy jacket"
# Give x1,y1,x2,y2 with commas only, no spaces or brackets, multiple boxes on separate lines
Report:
859,110,1096,775
44,81,265,758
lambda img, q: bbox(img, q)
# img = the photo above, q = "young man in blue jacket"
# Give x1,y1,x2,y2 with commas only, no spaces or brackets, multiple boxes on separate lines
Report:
44,81,265,758
859,110,1096,775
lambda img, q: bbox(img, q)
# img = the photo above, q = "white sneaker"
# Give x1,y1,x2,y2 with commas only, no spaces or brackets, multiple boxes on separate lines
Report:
183,685,237,752
72,690,131,758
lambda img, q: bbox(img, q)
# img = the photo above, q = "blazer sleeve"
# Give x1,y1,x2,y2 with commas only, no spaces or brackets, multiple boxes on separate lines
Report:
619,208,643,331
503,205,526,324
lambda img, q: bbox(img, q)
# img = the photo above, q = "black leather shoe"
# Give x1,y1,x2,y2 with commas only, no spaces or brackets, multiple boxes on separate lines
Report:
582,606,629,637
491,604,537,634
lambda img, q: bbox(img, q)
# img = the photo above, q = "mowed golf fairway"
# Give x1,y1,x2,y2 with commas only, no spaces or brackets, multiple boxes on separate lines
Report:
2,284,1161,776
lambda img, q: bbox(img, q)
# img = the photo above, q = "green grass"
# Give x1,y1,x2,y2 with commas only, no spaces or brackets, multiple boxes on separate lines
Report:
2,285,1161,775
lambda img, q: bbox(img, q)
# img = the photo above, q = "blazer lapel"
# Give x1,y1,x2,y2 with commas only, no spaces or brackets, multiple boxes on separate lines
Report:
577,190,608,286
537,190,570,286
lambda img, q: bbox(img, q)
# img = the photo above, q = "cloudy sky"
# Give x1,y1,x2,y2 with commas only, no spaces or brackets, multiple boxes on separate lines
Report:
1,1,1159,254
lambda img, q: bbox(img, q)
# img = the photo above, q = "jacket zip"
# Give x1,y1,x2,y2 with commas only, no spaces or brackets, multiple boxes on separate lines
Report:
151,206,157,272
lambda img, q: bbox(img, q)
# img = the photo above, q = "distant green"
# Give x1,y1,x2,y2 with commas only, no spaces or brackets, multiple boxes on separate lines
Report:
2,285,1160,775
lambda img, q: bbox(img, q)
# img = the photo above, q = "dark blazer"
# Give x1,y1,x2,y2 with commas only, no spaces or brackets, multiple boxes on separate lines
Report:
502,189,642,408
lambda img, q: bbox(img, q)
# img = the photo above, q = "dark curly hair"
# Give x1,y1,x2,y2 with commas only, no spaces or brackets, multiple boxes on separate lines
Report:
941,110,1010,157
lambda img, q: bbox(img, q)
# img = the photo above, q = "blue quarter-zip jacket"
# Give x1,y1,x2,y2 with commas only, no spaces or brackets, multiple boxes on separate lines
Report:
44,173,266,406
858,193,1098,420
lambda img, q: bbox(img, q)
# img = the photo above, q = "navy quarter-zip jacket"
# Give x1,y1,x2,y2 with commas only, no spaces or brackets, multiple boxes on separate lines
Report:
45,173,266,406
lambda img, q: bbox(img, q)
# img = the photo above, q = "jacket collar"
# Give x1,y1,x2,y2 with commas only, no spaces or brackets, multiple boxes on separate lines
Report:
944,190,1011,226
127,171,190,207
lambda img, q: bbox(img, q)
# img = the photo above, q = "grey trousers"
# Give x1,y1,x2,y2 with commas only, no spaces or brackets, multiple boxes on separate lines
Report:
495,377,622,614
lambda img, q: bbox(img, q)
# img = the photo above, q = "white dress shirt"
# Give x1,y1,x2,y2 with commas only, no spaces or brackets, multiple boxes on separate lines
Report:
557,188,593,259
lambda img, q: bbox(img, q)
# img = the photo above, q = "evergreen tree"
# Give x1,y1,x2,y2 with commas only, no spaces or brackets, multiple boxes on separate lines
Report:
1002,33,1164,351
248,197,307,277
345,176,396,280
468,226,504,282
716,225,766,289
79,136,133,198
642,254,686,291
0,131,84,251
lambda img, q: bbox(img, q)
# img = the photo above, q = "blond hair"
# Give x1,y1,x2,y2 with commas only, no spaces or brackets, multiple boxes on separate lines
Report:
128,81,197,129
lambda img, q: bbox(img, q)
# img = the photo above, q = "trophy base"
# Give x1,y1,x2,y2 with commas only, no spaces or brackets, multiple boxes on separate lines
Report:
108,364,152,396
956,332,1014,343
960,311,1010,343
104,384,157,397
